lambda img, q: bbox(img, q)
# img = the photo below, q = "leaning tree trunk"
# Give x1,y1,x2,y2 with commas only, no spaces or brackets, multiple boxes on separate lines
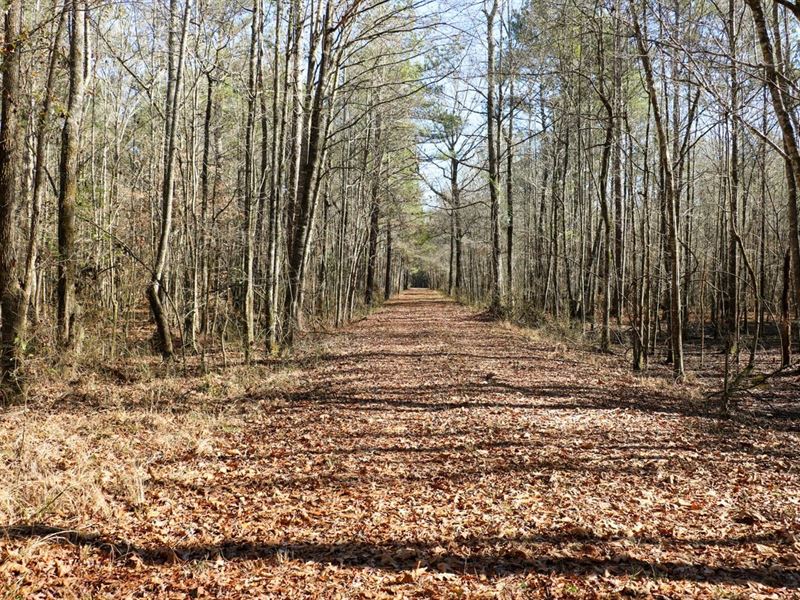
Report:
745,0,800,341
148,0,189,359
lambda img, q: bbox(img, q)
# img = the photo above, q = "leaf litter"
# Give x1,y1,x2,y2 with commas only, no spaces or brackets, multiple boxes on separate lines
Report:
1,289,799,598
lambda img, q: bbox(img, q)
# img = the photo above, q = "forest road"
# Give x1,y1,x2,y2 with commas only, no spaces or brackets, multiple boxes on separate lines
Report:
227,287,796,596
9,288,799,597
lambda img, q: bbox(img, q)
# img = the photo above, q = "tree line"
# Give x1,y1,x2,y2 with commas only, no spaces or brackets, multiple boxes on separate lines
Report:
0,0,434,399
1,0,799,400
421,0,800,394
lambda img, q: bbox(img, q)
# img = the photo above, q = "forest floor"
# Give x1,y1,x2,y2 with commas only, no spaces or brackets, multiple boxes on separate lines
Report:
2,289,800,598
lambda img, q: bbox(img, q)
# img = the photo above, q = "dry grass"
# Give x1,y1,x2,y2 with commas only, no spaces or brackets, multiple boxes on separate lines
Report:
459,296,791,409
0,352,301,530
1,409,217,525
0,346,307,598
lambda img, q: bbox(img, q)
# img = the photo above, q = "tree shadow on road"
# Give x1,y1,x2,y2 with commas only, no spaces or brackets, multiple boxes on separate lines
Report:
4,524,798,589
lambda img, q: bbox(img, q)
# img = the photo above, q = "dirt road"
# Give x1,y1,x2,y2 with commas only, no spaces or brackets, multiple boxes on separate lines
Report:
3,289,798,598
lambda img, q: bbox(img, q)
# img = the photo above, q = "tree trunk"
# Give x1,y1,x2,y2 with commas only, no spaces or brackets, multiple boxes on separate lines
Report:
0,0,25,395
148,0,190,359
199,71,214,337
632,9,685,379
283,0,333,344
384,220,392,301
266,0,286,354
505,80,514,302
22,2,67,333
486,0,501,312
781,249,792,368
725,0,739,353
57,0,87,349
598,113,613,352
745,0,800,343
242,0,261,363
365,113,383,307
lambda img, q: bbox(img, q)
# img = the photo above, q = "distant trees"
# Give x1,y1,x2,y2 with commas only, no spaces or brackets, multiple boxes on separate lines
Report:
420,94,481,299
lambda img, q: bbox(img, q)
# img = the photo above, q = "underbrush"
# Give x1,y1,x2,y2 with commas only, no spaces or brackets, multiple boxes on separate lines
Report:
510,303,593,350
454,293,596,353
448,291,799,412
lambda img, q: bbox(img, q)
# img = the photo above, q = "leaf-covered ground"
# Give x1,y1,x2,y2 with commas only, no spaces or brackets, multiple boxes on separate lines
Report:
2,289,799,598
